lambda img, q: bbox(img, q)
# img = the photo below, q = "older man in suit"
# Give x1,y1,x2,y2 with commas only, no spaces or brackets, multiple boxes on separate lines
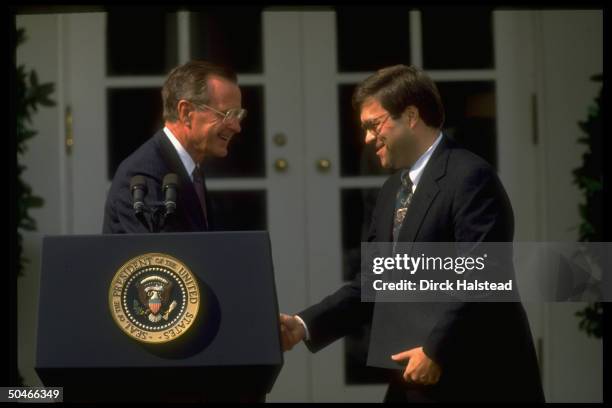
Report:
102,61,262,402
280,65,544,402
103,60,246,234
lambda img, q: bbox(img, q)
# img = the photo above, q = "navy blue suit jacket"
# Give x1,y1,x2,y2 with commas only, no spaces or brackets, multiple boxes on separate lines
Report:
103,130,213,234
298,135,544,402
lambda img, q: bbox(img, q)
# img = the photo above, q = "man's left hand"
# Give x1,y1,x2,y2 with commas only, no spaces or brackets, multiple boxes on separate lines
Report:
391,346,441,385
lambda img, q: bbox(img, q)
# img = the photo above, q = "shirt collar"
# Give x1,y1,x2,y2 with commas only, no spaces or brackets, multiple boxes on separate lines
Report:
163,126,197,181
402,132,443,192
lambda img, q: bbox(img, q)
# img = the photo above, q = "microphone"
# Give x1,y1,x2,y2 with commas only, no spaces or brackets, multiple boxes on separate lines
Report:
130,175,147,215
163,173,179,215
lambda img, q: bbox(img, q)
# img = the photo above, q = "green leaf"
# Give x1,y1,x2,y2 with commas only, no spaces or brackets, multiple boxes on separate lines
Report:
30,70,39,88
19,217,37,231
24,196,45,208
16,28,26,47
590,73,602,81
39,98,56,107
19,129,37,143
38,82,55,96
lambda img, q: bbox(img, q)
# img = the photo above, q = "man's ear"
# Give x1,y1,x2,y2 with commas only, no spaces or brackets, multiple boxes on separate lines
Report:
177,100,193,127
403,105,419,128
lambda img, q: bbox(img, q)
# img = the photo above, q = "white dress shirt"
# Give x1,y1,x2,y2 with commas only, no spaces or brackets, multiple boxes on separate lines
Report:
403,131,443,193
163,126,197,181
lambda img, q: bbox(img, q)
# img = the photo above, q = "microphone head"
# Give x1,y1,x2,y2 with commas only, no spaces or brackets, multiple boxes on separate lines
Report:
163,173,178,215
162,173,179,189
130,175,148,214
130,175,147,192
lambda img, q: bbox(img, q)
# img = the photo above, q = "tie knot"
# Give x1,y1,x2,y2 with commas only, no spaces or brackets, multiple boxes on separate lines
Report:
401,171,412,189
192,166,202,182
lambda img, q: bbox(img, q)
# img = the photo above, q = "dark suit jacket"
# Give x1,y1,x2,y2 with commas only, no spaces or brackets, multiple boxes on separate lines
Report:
298,135,544,402
103,129,214,234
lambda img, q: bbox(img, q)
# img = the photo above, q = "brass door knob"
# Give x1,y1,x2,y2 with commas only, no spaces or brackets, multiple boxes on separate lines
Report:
317,159,331,172
274,158,289,172
273,133,287,147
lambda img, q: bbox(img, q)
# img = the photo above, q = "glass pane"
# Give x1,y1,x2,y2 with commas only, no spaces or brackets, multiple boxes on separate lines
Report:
335,6,411,72
202,85,265,178
106,8,178,76
207,190,267,230
436,81,497,169
338,84,393,177
107,88,163,180
421,7,494,70
341,188,388,384
190,7,263,73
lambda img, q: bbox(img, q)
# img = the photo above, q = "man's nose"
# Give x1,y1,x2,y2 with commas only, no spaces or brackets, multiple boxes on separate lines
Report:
364,131,376,144
226,119,241,133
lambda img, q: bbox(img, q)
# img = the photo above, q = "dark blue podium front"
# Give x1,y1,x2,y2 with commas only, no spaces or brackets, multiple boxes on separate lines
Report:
36,231,283,402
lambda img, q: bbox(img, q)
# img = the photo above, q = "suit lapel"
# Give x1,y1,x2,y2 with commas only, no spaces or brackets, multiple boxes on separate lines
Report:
398,179,440,243
156,131,207,230
194,164,213,231
378,174,401,243
200,168,214,231
397,135,450,243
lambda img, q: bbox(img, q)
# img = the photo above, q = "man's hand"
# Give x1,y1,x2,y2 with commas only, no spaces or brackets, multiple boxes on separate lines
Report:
391,346,441,385
279,313,306,351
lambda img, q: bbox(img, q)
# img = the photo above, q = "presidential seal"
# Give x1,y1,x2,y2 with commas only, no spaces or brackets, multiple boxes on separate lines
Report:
109,253,200,344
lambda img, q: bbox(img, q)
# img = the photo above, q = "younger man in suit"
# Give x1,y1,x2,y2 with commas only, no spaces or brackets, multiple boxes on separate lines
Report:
280,65,544,402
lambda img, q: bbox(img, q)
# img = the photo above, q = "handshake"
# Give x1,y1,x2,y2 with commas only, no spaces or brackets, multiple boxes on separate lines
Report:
278,313,307,351
278,315,442,385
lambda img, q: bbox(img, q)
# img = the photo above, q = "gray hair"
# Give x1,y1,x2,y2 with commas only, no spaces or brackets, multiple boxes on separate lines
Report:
162,60,237,122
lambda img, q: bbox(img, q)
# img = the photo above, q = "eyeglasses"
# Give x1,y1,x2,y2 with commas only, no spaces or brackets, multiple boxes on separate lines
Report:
361,113,390,137
195,103,248,124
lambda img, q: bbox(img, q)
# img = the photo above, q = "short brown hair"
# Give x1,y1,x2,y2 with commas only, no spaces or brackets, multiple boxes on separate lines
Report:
352,65,445,129
162,60,238,122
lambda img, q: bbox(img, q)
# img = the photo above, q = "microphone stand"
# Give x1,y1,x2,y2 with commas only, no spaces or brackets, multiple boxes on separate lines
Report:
135,201,172,233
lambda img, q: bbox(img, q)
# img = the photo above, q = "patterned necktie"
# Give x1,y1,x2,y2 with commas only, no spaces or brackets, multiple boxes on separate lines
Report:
192,165,209,229
392,171,413,242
